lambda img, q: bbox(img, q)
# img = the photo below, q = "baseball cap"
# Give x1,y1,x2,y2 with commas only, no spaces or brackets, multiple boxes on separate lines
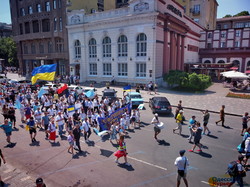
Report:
36,178,43,184
155,113,158,117
179,150,186,155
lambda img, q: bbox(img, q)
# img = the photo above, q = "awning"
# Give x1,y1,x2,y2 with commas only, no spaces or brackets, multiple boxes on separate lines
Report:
230,67,238,70
69,62,80,66
245,70,250,74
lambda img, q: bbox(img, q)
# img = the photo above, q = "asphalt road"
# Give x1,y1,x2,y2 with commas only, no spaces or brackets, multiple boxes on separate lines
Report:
0,102,249,187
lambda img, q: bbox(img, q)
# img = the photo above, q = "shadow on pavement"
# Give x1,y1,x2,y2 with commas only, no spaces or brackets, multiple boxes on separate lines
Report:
4,142,16,148
117,163,135,171
140,122,150,126
29,141,40,146
100,149,114,157
86,140,95,147
207,134,218,139
72,151,89,159
50,141,60,147
158,140,170,146
12,127,19,131
19,124,24,129
180,134,189,138
194,151,212,158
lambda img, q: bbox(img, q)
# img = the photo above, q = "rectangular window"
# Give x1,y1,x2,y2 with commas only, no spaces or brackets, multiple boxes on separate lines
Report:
223,24,228,29
193,4,200,14
103,63,112,76
48,42,53,53
32,20,39,33
103,43,111,57
234,22,244,28
28,6,33,14
89,63,97,75
207,33,212,38
221,31,226,38
20,8,25,16
235,41,240,47
25,22,30,34
42,19,50,32
207,43,212,48
54,18,57,32
235,30,241,37
55,39,63,53
53,0,57,9
19,24,23,35
45,1,50,12
58,0,62,8
24,44,28,54
31,44,36,54
136,63,146,77
39,43,44,54
194,18,199,24
59,17,62,31
37,4,42,12
118,63,128,76
220,42,226,48
89,45,97,58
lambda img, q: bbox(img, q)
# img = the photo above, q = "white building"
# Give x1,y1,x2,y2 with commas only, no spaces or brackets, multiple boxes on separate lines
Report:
67,0,204,85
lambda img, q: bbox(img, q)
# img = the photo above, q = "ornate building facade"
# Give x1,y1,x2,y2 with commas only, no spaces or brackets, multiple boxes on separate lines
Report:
67,0,202,84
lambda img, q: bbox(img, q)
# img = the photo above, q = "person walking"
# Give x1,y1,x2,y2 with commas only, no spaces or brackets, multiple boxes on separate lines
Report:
0,149,6,187
35,177,46,187
201,110,211,135
73,124,82,153
82,117,92,143
174,150,189,187
188,122,203,152
173,110,183,135
48,119,56,143
114,135,131,166
241,112,250,136
42,112,50,139
27,117,37,143
187,116,196,143
56,111,65,138
228,155,246,187
67,130,74,155
0,119,13,145
216,105,225,127
151,113,162,141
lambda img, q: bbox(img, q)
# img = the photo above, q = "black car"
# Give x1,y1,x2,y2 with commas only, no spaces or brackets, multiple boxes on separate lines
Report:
102,89,117,104
30,80,49,91
149,97,172,114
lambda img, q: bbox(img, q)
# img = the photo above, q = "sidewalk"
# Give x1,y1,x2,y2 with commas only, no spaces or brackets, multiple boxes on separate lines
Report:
6,73,249,116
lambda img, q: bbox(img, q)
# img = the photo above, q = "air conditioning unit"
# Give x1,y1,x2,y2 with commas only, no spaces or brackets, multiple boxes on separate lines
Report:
91,9,96,13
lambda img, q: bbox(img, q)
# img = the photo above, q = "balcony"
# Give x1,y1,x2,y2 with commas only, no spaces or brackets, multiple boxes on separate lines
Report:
199,47,250,55
13,31,53,42
192,10,200,16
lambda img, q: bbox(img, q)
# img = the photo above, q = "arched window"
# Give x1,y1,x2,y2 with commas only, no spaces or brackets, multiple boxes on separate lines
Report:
103,37,111,57
136,33,147,56
74,40,81,59
89,38,97,58
232,60,240,67
218,60,225,64
204,60,211,64
247,61,250,70
118,35,128,57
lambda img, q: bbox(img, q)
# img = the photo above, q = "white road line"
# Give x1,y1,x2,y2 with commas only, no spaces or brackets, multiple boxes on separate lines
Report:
3,169,12,173
128,156,167,171
201,181,210,185
20,176,31,181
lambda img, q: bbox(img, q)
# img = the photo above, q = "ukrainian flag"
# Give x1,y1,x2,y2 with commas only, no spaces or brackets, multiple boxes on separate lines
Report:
31,64,57,85
123,85,131,92
68,105,75,113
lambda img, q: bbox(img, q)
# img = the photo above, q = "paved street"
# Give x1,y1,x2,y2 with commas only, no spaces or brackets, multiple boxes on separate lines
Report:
0,73,249,187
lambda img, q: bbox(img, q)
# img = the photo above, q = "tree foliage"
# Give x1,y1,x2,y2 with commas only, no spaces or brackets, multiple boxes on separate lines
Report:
164,70,212,91
233,11,249,17
223,14,232,18
0,37,17,66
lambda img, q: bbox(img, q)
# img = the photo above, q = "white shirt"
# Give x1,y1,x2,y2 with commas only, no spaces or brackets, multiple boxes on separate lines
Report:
151,117,160,127
56,114,64,126
82,121,90,132
48,108,56,116
174,156,189,172
34,110,42,119
245,137,250,153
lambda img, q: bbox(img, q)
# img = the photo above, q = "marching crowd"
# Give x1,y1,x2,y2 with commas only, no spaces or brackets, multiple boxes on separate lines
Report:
0,78,249,187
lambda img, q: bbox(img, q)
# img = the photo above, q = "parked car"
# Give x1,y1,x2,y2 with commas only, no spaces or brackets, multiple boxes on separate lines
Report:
68,85,84,94
30,80,49,91
18,80,32,85
126,92,144,109
42,83,61,94
102,88,117,103
149,97,172,114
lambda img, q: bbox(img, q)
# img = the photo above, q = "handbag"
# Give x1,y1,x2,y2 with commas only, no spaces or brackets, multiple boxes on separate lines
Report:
178,157,187,177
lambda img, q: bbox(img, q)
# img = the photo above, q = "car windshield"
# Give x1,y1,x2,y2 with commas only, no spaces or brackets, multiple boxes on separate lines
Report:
130,95,142,99
104,92,115,97
157,101,170,106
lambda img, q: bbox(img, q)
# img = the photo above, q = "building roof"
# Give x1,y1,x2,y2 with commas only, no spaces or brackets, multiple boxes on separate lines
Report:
217,15,250,22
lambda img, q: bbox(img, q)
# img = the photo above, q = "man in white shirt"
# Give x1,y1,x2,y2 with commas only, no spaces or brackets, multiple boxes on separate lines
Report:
82,117,92,143
174,150,189,187
56,111,65,138
34,107,42,128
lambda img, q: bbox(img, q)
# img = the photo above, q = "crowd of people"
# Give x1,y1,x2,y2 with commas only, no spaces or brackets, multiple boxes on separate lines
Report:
0,76,249,187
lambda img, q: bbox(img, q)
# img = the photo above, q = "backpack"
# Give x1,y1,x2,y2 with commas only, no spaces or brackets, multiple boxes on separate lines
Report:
227,161,238,177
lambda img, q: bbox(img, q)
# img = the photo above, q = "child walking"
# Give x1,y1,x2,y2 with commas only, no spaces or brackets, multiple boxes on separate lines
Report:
114,135,131,166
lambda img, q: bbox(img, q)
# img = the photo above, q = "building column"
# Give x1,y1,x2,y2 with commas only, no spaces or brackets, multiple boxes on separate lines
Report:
163,29,169,74
180,36,185,71
176,34,180,70
170,31,176,70
241,58,246,73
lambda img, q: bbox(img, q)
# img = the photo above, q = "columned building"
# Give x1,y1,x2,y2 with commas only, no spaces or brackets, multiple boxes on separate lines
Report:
67,0,203,85
199,16,250,76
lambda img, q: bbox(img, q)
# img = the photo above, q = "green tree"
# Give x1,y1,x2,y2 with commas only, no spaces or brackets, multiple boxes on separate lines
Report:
233,11,250,17
223,14,232,18
0,37,17,67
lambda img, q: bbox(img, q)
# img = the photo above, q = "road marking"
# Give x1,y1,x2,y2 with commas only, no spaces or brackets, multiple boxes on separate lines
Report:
3,168,12,173
128,156,167,171
129,166,197,187
3,176,12,181
20,176,31,181
39,151,144,177
201,181,210,185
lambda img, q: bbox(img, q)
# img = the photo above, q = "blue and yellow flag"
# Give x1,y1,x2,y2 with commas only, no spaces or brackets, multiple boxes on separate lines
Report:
31,64,57,84
123,85,131,92
68,105,75,113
